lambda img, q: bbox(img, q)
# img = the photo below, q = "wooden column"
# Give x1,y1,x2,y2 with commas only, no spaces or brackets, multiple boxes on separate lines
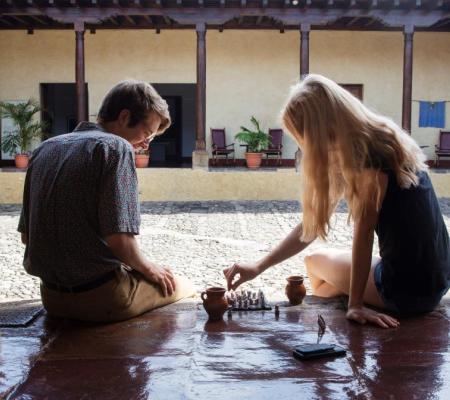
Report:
296,24,310,171
402,25,414,133
300,24,310,79
196,22,206,151
75,21,87,123
192,22,209,169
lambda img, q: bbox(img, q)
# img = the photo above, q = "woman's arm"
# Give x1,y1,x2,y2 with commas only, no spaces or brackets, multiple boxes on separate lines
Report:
224,223,314,290
346,170,399,328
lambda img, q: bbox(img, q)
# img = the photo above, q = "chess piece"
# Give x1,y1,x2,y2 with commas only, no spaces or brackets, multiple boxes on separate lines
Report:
275,304,280,319
285,275,306,306
201,287,229,322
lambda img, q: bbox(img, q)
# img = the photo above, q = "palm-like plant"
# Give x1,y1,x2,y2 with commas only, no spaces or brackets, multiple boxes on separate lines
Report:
0,100,46,155
235,116,270,153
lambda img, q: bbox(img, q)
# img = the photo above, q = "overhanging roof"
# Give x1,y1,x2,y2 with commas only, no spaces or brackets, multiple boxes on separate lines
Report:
0,1,449,31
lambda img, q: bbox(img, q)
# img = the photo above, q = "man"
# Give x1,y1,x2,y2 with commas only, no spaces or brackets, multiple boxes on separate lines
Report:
18,80,194,322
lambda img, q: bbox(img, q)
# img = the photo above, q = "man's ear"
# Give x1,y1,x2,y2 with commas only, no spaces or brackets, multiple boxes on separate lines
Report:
117,109,130,128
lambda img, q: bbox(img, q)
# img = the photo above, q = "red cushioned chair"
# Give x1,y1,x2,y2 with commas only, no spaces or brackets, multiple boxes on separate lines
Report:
211,128,235,166
435,130,450,167
262,129,283,166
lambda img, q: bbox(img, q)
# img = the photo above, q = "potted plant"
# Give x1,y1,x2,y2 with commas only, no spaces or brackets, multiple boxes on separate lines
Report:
235,116,270,169
134,148,150,168
0,100,47,169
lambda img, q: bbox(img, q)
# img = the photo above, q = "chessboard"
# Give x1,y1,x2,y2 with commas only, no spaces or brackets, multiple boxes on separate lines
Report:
226,289,272,311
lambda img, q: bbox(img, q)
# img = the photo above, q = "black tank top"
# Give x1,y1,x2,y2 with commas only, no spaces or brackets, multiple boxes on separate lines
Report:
375,170,450,304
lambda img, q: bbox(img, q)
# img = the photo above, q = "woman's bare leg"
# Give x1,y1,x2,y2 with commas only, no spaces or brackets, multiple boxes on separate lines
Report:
304,248,385,309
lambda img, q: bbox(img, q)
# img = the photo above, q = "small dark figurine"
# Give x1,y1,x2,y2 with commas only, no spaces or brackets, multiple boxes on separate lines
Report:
275,304,280,319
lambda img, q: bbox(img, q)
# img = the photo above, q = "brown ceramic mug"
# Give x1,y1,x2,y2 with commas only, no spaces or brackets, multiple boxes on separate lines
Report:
285,275,306,306
201,287,228,322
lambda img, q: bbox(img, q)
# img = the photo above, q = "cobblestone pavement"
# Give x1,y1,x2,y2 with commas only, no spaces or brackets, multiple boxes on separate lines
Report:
1,200,450,303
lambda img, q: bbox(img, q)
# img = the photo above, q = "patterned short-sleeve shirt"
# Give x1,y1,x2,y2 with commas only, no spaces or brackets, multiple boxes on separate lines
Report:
18,122,140,286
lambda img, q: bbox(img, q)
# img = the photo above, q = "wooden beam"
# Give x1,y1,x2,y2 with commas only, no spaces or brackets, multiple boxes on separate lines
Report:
124,15,136,25
10,15,28,25
300,23,310,78
365,17,379,26
30,15,47,25
109,16,119,25
434,18,450,28
75,21,87,123
0,17,14,27
195,22,206,152
402,25,414,133
347,16,360,26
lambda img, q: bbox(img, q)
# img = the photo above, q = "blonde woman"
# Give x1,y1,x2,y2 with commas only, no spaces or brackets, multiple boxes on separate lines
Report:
224,74,450,328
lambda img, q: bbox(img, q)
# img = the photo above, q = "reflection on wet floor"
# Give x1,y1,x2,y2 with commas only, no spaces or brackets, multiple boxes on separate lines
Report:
2,296,450,399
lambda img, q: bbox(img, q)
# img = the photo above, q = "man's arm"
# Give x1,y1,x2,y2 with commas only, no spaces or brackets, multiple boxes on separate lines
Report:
105,233,176,297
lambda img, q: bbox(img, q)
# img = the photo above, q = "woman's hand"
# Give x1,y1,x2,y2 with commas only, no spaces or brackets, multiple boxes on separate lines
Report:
346,305,400,328
223,262,262,291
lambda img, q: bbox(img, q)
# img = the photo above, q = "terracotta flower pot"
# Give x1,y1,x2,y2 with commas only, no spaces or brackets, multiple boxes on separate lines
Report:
245,152,263,169
201,287,229,322
135,154,149,168
285,275,306,306
15,154,29,169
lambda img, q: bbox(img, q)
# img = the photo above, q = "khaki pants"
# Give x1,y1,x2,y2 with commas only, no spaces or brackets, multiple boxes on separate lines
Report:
41,266,196,323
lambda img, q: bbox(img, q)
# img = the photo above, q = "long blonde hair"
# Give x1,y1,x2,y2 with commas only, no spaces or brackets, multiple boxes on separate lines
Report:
281,74,427,242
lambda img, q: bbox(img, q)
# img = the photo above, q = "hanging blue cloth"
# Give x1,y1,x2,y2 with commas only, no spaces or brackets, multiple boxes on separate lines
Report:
419,101,446,128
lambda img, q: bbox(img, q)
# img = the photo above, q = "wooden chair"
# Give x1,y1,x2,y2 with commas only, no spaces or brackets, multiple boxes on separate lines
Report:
211,128,235,166
262,129,283,166
435,130,450,167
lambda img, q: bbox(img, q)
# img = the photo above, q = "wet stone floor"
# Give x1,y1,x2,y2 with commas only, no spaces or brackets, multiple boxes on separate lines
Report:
2,297,450,399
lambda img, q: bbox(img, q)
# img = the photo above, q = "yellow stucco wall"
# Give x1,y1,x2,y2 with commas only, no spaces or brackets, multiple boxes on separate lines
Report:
1,30,449,161
1,169,449,204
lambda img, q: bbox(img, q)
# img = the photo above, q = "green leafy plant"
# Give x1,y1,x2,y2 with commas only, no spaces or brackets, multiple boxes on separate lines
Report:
235,116,270,153
0,100,47,156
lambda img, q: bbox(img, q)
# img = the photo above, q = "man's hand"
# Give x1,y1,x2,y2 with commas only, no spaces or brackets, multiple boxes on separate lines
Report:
223,262,262,291
144,263,176,297
346,305,400,328
105,233,176,297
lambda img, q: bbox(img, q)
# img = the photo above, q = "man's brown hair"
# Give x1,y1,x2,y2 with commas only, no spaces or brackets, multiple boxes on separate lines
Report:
98,80,171,133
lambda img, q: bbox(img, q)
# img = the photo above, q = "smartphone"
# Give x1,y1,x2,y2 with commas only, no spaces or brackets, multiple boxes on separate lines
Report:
293,344,347,361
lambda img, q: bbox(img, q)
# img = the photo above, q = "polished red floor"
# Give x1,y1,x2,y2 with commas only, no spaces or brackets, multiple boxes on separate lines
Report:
2,296,450,399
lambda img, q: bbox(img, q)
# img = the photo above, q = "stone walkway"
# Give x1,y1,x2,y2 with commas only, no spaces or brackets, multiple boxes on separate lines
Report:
1,200,450,303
